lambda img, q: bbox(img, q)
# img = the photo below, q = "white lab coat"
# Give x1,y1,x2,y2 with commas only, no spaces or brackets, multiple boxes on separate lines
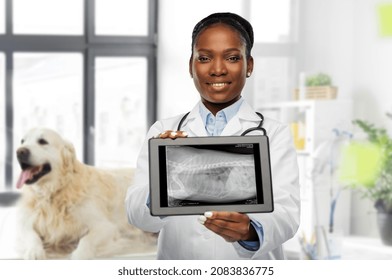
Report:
126,100,300,259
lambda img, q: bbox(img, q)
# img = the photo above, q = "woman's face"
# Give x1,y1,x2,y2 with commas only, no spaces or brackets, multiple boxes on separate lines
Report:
189,23,253,114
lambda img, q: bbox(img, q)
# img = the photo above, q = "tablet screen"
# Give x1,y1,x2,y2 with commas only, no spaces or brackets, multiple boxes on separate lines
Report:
149,136,273,216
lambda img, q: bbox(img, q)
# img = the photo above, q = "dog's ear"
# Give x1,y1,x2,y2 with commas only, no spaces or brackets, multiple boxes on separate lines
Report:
61,140,76,171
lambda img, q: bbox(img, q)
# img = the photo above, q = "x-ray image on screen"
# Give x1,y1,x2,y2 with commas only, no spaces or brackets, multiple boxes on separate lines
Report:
149,136,273,216
165,145,257,207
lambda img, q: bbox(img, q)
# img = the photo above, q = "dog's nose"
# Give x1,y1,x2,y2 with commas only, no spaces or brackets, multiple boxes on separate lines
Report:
16,147,30,161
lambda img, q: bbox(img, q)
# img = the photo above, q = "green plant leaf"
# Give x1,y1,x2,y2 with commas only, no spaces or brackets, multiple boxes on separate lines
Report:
344,119,392,209
305,73,332,86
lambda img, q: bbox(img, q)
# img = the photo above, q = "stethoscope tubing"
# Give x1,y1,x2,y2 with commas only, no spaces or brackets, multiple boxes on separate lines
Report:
177,111,266,136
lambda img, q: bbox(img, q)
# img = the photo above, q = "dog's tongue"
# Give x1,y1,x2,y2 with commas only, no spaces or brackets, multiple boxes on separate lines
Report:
16,170,33,189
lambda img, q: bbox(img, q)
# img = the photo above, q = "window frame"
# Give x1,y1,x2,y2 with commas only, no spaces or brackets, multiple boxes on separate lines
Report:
88,0,156,44
243,0,299,105
87,47,156,165
0,0,157,190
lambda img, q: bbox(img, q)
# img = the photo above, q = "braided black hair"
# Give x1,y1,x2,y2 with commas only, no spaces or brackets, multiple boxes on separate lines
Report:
191,12,254,58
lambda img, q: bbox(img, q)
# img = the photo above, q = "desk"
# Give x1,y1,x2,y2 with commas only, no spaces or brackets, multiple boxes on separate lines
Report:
4,204,391,260
284,235,392,260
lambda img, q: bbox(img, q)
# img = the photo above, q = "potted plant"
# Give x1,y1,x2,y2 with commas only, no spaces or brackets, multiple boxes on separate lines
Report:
305,72,332,87
295,72,338,100
340,119,392,245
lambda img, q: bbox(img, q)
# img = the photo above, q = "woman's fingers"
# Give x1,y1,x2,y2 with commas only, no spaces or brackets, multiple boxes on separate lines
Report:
199,211,256,242
157,130,188,139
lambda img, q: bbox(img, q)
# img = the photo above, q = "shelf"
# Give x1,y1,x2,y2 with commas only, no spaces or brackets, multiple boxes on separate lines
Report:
258,99,353,238
259,100,315,109
259,99,351,110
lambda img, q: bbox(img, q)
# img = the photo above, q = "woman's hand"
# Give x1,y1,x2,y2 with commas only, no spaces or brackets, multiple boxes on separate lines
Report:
198,211,258,242
155,130,188,139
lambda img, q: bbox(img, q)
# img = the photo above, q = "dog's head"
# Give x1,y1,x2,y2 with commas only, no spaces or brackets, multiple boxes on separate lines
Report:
16,128,76,189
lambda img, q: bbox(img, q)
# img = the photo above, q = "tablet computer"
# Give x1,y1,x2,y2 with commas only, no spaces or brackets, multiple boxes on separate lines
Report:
148,136,273,216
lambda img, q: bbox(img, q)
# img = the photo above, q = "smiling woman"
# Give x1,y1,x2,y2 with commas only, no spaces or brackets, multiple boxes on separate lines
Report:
126,12,300,260
189,14,254,115
190,24,253,115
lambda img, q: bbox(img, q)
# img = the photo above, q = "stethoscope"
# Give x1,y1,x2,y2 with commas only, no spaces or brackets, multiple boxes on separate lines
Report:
177,111,267,136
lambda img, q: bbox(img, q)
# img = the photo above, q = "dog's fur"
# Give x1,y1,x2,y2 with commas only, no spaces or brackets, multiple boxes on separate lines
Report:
15,128,155,259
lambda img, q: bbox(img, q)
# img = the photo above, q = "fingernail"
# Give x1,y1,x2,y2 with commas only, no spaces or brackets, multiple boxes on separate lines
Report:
204,211,213,218
198,215,207,224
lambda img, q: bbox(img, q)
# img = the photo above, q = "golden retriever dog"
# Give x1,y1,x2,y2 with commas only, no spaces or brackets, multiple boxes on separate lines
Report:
15,128,155,259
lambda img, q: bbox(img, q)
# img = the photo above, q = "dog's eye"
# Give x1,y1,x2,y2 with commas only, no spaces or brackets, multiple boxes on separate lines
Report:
21,139,24,144
38,139,48,145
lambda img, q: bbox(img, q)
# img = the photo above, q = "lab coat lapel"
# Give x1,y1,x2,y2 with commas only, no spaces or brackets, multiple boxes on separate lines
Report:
181,103,208,136
188,117,208,136
221,117,242,136
221,100,260,136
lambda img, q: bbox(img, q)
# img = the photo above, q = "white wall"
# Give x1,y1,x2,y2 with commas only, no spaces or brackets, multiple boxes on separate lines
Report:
351,0,392,237
299,0,392,237
352,0,392,132
299,0,392,135
298,0,355,101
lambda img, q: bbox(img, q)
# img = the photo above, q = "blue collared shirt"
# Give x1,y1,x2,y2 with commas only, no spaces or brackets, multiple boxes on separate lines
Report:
199,97,263,251
199,98,244,136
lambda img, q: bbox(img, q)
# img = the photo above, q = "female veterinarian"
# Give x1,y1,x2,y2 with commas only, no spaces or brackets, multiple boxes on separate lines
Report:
126,12,300,260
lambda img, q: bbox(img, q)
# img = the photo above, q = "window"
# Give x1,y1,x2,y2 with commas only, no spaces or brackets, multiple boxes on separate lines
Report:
0,0,157,192
12,53,83,183
0,53,4,188
248,0,298,108
0,0,4,34
13,0,83,35
95,0,148,36
250,0,292,43
95,56,147,168
252,57,294,106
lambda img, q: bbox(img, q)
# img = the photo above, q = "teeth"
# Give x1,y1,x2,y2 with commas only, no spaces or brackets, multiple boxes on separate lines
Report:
210,83,228,87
